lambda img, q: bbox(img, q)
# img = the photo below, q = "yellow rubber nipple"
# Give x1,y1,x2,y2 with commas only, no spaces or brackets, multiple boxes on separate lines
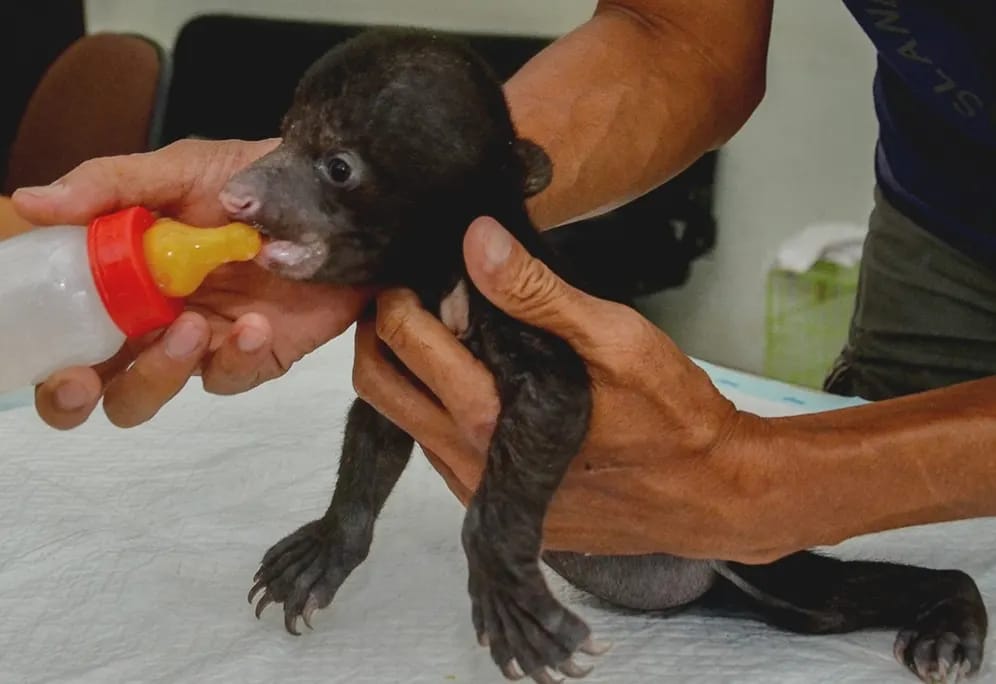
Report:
143,218,262,297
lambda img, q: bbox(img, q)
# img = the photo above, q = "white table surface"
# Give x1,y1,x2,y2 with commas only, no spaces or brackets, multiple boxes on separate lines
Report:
0,329,992,683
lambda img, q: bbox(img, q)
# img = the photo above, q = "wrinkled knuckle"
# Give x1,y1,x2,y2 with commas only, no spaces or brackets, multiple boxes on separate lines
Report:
72,158,99,177
158,137,217,185
512,258,559,303
70,157,112,185
161,137,201,159
198,139,234,168
503,258,565,323
375,305,413,348
159,139,186,158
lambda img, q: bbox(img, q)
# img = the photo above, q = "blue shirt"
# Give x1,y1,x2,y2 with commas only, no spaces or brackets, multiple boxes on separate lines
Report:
840,0,996,265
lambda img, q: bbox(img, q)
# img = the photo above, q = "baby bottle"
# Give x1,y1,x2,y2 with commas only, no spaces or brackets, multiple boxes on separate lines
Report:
0,206,261,393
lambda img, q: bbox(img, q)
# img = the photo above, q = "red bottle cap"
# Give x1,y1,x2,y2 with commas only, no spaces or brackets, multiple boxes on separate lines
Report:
86,206,184,338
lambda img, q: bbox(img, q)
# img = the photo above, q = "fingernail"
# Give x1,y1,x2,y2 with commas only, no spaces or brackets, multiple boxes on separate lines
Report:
14,179,68,199
55,381,88,411
164,320,202,359
481,219,512,272
237,326,267,353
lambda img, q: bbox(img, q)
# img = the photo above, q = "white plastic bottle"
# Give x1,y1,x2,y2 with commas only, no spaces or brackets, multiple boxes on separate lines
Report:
0,224,127,391
0,206,261,394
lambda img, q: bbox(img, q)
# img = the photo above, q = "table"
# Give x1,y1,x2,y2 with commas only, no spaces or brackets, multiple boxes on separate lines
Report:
0,331,992,683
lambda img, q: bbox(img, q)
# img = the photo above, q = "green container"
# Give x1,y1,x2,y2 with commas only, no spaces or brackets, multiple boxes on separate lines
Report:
764,260,859,389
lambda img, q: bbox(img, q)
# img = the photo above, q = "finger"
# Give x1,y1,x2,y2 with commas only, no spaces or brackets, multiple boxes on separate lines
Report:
462,216,623,355
10,138,280,226
201,313,275,395
34,368,104,430
374,288,499,450
33,341,140,430
353,319,452,432
353,321,487,491
12,147,190,225
101,313,211,427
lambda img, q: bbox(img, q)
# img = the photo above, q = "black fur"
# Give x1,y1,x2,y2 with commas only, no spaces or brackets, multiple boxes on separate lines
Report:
222,28,988,683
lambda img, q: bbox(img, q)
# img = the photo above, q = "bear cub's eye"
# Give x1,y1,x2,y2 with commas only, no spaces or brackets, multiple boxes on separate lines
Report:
319,153,360,187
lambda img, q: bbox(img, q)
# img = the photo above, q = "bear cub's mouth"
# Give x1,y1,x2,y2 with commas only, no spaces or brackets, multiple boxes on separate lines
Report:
253,229,329,281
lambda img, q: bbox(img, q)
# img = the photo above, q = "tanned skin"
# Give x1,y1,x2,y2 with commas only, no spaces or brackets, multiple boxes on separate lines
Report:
219,29,987,684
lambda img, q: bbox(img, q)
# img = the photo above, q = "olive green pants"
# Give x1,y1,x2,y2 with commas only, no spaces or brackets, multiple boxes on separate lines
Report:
823,188,996,400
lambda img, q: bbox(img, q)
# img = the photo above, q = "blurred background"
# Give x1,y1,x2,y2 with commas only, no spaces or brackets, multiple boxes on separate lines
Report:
2,0,878,383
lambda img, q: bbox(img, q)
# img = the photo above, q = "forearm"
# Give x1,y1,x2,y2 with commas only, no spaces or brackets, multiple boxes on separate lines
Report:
506,0,772,229
747,377,996,555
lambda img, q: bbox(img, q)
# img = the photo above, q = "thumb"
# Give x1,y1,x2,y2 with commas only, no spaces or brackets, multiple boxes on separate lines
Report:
10,138,279,227
11,149,177,226
463,216,607,352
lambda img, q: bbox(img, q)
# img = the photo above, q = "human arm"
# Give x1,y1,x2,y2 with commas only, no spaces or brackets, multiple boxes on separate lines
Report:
354,217,996,563
12,139,371,429
508,0,773,228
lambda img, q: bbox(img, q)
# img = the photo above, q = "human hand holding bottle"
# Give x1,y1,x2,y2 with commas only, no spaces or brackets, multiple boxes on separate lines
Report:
12,139,372,430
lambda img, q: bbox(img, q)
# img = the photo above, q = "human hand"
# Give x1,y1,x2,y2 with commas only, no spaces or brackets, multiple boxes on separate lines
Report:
12,139,371,430
353,216,788,563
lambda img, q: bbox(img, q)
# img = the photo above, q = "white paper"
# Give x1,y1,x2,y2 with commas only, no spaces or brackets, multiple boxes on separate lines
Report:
775,222,868,273
0,330,991,683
